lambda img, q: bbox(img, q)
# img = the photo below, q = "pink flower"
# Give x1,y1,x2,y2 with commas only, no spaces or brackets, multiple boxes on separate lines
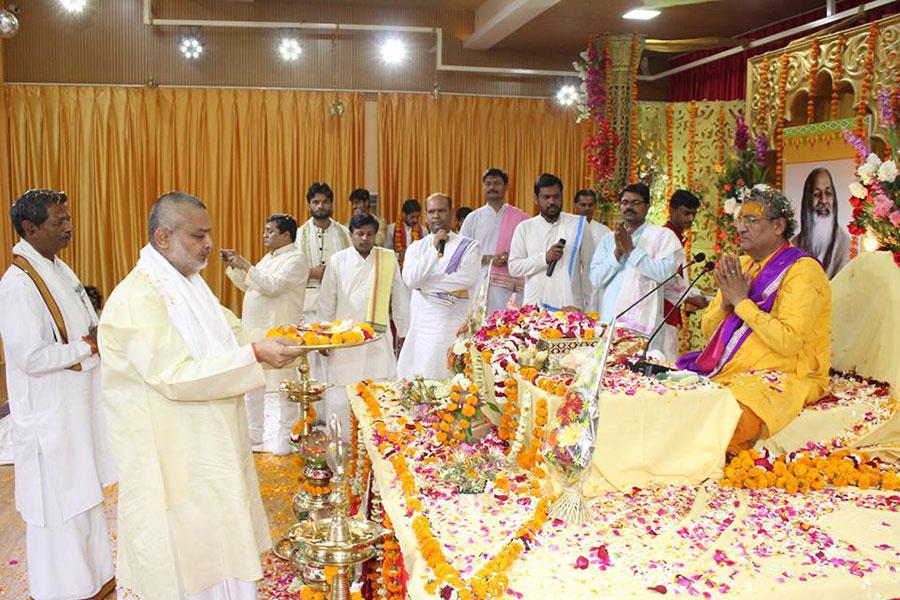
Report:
574,555,589,569
890,210,900,228
872,195,893,219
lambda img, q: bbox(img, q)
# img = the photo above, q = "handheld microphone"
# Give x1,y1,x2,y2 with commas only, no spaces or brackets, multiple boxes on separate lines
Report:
614,252,707,320
546,238,567,277
437,235,447,257
629,260,715,376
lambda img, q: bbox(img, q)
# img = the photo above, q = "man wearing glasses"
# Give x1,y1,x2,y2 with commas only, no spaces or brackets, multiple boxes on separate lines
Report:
677,186,830,457
590,182,683,356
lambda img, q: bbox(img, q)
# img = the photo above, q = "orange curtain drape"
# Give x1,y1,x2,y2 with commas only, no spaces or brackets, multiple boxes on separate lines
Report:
0,86,364,312
377,93,592,223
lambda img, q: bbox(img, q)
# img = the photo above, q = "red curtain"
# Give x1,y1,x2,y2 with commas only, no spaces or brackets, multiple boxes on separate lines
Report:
667,0,898,102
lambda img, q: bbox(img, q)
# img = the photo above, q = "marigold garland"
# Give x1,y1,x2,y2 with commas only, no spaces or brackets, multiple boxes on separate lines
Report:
499,372,520,444
757,55,771,133
382,513,404,600
723,448,900,494
687,101,697,189
855,21,880,147
830,34,845,120
629,32,640,183
774,52,789,189
604,38,613,126
393,220,423,269
807,36,820,124
435,382,482,446
517,395,547,474
666,103,674,200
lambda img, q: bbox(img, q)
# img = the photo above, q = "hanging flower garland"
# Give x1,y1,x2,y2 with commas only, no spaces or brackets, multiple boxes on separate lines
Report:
855,21,880,144
831,33,845,120
630,32,640,183
666,103,674,200
775,52,789,189
381,513,404,600
687,101,697,189
807,36,820,124
756,55,771,133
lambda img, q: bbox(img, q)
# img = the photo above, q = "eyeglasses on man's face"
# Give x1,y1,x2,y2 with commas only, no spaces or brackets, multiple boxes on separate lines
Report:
618,198,647,207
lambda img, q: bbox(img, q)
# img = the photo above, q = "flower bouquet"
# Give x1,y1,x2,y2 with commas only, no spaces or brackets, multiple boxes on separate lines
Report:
844,87,899,266
434,374,493,447
439,445,505,494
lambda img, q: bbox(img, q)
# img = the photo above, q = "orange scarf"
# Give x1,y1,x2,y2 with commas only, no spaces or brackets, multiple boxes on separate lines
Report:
395,221,423,268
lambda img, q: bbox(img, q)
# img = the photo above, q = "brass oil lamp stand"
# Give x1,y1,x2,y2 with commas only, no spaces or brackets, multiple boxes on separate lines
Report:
281,351,328,445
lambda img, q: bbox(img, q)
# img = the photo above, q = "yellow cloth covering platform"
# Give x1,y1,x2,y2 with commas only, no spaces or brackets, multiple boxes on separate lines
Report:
349,382,900,599
514,375,742,493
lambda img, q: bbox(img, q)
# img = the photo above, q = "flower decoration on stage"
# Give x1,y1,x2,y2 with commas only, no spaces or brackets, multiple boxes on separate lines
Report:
576,36,619,221
439,445,505,494
434,374,489,446
843,88,900,266
268,319,376,346
709,110,769,254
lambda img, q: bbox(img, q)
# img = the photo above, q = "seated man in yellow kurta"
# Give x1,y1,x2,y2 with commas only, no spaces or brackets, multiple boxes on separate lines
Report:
677,186,831,455
98,191,307,599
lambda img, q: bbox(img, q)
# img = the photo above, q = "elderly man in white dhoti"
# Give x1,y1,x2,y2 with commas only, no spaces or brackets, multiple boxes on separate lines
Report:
222,214,309,455
98,191,307,600
397,193,482,380
318,213,410,437
508,173,594,312
0,189,117,600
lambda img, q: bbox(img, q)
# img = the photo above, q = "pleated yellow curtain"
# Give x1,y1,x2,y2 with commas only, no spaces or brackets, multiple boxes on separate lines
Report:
377,93,592,222
0,86,364,312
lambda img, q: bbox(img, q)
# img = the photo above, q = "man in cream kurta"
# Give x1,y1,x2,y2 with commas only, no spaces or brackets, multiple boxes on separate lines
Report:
0,189,116,600
591,183,683,358
223,214,309,455
99,192,306,600
459,168,529,316
573,188,612,314
318,213,410,436
397,194,482,380
508,174,592,311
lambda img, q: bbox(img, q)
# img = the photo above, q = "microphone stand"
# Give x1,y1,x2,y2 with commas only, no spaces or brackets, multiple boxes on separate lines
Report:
613,254,705,321
629,263,714,377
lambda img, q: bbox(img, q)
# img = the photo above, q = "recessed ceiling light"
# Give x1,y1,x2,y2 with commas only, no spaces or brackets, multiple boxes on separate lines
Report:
179,35,204,60
623,8,660,20
380,38,407,65
59,0,88,13
278,37,303,62
556,84,578,106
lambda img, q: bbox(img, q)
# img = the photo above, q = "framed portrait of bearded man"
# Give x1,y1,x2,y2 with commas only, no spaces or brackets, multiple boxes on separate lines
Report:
782,118,869,279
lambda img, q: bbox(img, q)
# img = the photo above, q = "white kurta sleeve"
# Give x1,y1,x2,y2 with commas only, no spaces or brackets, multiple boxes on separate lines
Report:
98,288,265,402
590,236,625,288
0,272,93,375
626,246,680,283
316,255,340,323
391,258,411,338
402,240,440,290
456,241,483,291
508,225,546,279
577,233,594,310
245,253,309,297
225,266,250,292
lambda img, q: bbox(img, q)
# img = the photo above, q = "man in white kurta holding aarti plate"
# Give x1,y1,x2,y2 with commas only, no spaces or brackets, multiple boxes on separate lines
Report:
222,214,309,455
397,193,481,380
508,173,593,312
0,189,117,600
318,213,410,436
99,191,307,600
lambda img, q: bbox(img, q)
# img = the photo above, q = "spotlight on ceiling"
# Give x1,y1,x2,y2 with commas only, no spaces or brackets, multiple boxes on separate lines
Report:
0,9,19,39
380,38,407,65
278,36,303,62
556,84,578,107
179,34,204,60
623,8,660,20
59,0,88,13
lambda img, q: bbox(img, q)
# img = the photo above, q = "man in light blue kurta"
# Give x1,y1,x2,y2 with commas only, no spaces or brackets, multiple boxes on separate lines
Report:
590,183,682,356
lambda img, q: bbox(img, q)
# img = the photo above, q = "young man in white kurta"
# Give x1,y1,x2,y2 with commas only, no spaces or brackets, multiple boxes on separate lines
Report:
99,192,306,600
508,174,593,312
0,190,116,600
459,168,529,316
573,188,612,314
224,215,309,455
318,215,410,436
397,194,482,380
590,184,683,358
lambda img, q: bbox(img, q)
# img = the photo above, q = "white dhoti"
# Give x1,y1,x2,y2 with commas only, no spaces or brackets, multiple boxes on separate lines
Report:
246,367,299,455
397,292,470,381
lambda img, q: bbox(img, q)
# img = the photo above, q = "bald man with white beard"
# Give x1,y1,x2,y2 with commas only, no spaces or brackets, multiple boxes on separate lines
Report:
792,168,851,279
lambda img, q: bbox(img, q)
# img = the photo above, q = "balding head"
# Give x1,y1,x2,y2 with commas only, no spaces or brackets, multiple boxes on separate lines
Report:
148,191,213,276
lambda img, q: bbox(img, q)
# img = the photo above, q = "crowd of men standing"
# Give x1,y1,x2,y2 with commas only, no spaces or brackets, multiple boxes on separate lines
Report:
0,170,722,599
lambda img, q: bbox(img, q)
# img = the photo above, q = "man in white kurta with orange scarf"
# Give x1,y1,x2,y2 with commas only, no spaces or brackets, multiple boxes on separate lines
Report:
318,213,410,436
99,191,307,600
0,189,116,600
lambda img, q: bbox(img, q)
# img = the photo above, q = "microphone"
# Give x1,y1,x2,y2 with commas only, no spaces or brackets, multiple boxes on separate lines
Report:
629,260,715,376
614,252,707,320
546,238,566,277
437,233,447,257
